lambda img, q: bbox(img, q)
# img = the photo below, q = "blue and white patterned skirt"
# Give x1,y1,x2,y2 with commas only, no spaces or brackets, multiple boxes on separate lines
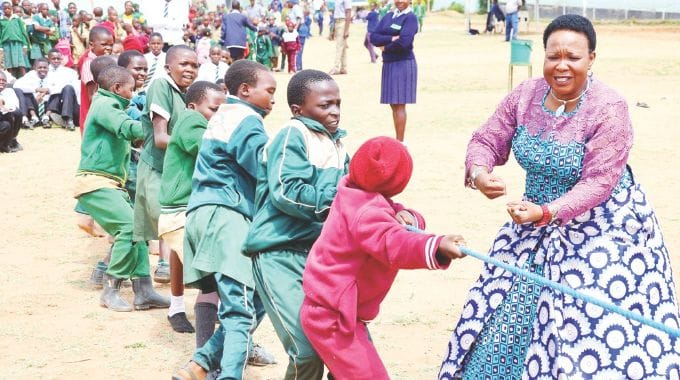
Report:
439,183,680,380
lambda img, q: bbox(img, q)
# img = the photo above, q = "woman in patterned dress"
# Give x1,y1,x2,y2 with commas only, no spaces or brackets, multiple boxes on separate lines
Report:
439,14,680,380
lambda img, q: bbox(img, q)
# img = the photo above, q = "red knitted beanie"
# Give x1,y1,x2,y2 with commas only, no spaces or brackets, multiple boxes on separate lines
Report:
349,136,413,197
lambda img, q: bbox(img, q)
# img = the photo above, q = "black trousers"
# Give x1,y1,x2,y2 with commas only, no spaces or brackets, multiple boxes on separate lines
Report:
47,85,80,126
18,90,39,117
0,109,22,149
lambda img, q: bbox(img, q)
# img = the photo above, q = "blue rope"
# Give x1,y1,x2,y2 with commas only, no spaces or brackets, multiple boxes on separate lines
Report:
458,246,680,339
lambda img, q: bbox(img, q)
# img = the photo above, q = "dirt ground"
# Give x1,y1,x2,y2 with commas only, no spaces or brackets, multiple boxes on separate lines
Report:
1,12,679,379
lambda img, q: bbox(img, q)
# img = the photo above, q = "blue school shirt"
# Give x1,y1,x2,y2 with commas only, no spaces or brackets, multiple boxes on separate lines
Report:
366,10,379,33
370,10,418,62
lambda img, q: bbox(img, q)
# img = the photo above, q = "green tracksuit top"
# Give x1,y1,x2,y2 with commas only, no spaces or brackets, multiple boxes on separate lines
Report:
242,116,349,255
77,89,144,185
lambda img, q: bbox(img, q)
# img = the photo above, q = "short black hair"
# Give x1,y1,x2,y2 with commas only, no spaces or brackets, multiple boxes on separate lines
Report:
186,81,223,105
47,48,61,56
90,55,117,83
166,44,195,64
89,26,113,42
224,59,269,95
543,14,596,53
149,32,163,41
33,57,49,67
98,65,133,91
117,49,144,67
287,69,334,107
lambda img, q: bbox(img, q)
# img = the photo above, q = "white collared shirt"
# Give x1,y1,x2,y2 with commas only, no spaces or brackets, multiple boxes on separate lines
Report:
393,6,412,18
13,70,47,95
0,87,19,113
196,61,230,83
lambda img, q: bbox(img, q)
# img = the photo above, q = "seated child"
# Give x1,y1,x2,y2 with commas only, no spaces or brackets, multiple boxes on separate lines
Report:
74,65,169,312
174,60,277,380
241,69,349,380
158,80,225,333
300,136,466,379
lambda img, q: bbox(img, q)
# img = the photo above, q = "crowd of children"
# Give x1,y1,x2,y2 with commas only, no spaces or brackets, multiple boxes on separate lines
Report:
3,1,473,379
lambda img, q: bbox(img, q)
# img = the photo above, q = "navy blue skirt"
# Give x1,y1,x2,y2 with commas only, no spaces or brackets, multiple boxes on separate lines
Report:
380,58,417,104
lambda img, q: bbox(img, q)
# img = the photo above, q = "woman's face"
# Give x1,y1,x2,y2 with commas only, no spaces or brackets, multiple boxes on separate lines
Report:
543,29,595,100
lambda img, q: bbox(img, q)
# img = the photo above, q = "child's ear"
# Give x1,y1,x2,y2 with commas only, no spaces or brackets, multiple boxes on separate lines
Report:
164,64,170,74
238,82,250,98
111,82,121,94
290,104,301,116
187,102,197,110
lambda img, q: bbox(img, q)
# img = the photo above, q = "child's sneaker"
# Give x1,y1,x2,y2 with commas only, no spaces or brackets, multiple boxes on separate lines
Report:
41,114,51,127
153,260,170,283
29,115,39,129
247,343,277,366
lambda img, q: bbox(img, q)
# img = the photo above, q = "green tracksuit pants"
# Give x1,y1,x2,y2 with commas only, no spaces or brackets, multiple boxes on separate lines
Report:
252,249,324,380
78,187,150,279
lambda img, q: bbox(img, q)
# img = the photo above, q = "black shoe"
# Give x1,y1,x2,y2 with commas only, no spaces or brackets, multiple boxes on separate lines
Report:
0,144,9,153
100,274,133,312
8,140,23,152
168,312,195,333
132,276,170,310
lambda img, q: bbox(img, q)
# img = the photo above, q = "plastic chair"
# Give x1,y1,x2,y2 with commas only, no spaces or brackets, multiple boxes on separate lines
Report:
508,39,533,91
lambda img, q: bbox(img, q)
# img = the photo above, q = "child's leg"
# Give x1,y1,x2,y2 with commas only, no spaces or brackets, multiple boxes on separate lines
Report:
193,273,261,378
252,250,324,380
301,300,389,380
160,223,194,332
195,291,219,349
287,52,296,73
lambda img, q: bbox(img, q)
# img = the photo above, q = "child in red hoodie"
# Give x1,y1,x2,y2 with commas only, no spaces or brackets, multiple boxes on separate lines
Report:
301,136,466,380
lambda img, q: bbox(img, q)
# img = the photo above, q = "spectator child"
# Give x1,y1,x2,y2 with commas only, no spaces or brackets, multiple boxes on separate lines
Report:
281,20,299,73
255,24,273,68
0,2,31,78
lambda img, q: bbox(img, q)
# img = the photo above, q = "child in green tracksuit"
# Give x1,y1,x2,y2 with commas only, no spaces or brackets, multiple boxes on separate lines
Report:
158,81,225,333
173,60,278,380
134,45,198,283
74,65,169,312
255,25,273,68
242,69,349,380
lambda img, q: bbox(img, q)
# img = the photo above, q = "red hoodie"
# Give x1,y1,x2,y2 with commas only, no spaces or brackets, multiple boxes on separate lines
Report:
302,176,449,336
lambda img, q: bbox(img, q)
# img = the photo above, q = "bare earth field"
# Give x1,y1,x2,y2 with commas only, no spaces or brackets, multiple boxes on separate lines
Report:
1,12,679,379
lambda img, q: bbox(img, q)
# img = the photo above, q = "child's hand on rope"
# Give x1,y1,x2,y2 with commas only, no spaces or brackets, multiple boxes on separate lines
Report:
437,234,467,260
395,210,415,226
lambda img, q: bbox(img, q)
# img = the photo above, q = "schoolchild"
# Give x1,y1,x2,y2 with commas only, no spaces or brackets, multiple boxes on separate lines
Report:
133,45,198,286
79,26,114,134
74,65,169,312
173,60,278,380
242,69,349,380
158,81,224,333
301,136,466,379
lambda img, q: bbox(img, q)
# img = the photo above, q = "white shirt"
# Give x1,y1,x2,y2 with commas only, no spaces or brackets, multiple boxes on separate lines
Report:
196,61,229,83
505,0,522,14
46,65,79,96
14,70,48,95
333,0,352,19
0,88,19,114
144,51,167,89
141,0,190,45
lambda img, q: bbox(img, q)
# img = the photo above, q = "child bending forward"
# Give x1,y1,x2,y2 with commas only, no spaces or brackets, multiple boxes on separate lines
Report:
301,136,466,380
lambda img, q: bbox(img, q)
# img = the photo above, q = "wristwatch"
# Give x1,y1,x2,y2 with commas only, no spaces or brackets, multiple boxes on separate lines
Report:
468,167,485,190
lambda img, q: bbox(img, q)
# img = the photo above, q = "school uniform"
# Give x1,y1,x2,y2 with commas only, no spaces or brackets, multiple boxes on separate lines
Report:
29,14,54,59
46,64,80,127
134,72,187,242
370,8,418,105
301,176,449,380
255,33,274,68
74,89,148,280
79,50,96,134
158,109,208,260
220,10,257,60
183,96,269,378
13,70,49,119
243,116,349,380
143,52,166,91
281,29,299,73
70,24,89,63
0,15,31,70
196,60,229,83
0,87,22,152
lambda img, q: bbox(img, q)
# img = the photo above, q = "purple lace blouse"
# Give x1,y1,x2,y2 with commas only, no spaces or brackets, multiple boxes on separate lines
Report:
465,77,634,224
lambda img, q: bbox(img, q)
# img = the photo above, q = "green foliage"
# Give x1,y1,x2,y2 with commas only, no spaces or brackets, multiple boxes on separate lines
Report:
477,0,488,14
448,2,465,13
